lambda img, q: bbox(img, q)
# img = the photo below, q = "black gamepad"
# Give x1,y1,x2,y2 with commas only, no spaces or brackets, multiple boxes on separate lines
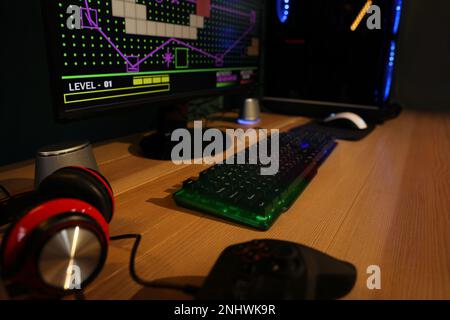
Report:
196,239,357,300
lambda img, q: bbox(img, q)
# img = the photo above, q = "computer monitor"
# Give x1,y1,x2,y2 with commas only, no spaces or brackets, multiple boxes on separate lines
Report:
41,0,263,120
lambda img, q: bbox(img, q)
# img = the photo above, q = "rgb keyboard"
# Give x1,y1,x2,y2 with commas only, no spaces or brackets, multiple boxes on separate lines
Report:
173,128,337,230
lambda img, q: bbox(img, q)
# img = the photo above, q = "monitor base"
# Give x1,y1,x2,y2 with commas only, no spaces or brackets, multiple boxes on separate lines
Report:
140,129,231,161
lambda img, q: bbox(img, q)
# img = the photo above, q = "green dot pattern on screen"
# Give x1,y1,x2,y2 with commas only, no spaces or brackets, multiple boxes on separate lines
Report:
58,0,260,73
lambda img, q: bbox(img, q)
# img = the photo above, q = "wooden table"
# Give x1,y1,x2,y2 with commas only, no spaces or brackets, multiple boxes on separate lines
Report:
0,111,449,300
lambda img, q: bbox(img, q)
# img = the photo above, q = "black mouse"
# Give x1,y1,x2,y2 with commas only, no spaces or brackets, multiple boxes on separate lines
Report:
196,239,357,300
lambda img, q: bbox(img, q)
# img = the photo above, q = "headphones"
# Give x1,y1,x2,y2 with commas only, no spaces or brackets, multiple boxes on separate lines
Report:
0,166,114,299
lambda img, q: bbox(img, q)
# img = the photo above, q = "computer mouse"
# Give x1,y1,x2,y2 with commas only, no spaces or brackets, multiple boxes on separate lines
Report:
196,239,357,300
323,112,368,130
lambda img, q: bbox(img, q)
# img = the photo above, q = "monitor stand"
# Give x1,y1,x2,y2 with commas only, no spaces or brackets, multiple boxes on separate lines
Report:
139,104,230,161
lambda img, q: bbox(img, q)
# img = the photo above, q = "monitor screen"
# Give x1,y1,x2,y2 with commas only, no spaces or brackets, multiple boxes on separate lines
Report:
41,0,262,119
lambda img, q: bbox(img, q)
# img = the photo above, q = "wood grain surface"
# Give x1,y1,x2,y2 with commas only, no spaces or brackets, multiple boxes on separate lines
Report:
0,111,449,300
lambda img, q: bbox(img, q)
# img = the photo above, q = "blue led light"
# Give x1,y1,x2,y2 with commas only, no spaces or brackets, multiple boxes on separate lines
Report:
277,0,290,24
393,0,403,35
237,118,261,125
300,142,310,150
382,0,403,103
383,41,397,102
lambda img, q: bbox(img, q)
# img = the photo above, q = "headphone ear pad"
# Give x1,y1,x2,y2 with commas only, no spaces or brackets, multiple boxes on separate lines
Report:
38,167,114,223
0,199,109,297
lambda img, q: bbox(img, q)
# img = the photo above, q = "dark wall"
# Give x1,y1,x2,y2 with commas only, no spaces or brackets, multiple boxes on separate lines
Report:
393,0,450,109
0,1,160,166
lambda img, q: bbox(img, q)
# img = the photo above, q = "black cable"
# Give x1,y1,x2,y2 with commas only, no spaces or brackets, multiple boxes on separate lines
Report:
0,185,11,203
110,234,200,296
0,185,12,229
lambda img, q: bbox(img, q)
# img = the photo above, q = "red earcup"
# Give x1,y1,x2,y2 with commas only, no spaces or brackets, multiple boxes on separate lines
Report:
0,167,114,298
1,198,109,273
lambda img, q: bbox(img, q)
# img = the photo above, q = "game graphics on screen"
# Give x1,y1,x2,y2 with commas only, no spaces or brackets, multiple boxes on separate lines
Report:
52,0,261,111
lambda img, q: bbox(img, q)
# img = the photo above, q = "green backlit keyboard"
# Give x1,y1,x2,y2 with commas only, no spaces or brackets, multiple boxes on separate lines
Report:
173,128,337,230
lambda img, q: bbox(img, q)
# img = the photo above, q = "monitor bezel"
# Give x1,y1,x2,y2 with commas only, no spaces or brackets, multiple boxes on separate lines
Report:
40,0,265,121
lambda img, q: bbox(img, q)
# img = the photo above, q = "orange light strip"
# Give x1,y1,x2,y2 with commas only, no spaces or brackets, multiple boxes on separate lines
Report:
351,0,373,31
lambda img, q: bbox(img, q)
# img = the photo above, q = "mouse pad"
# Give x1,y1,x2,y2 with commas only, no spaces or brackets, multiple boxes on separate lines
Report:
291,121,376,141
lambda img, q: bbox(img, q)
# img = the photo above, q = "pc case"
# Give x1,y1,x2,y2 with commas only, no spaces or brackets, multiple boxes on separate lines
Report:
263,0,403,121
